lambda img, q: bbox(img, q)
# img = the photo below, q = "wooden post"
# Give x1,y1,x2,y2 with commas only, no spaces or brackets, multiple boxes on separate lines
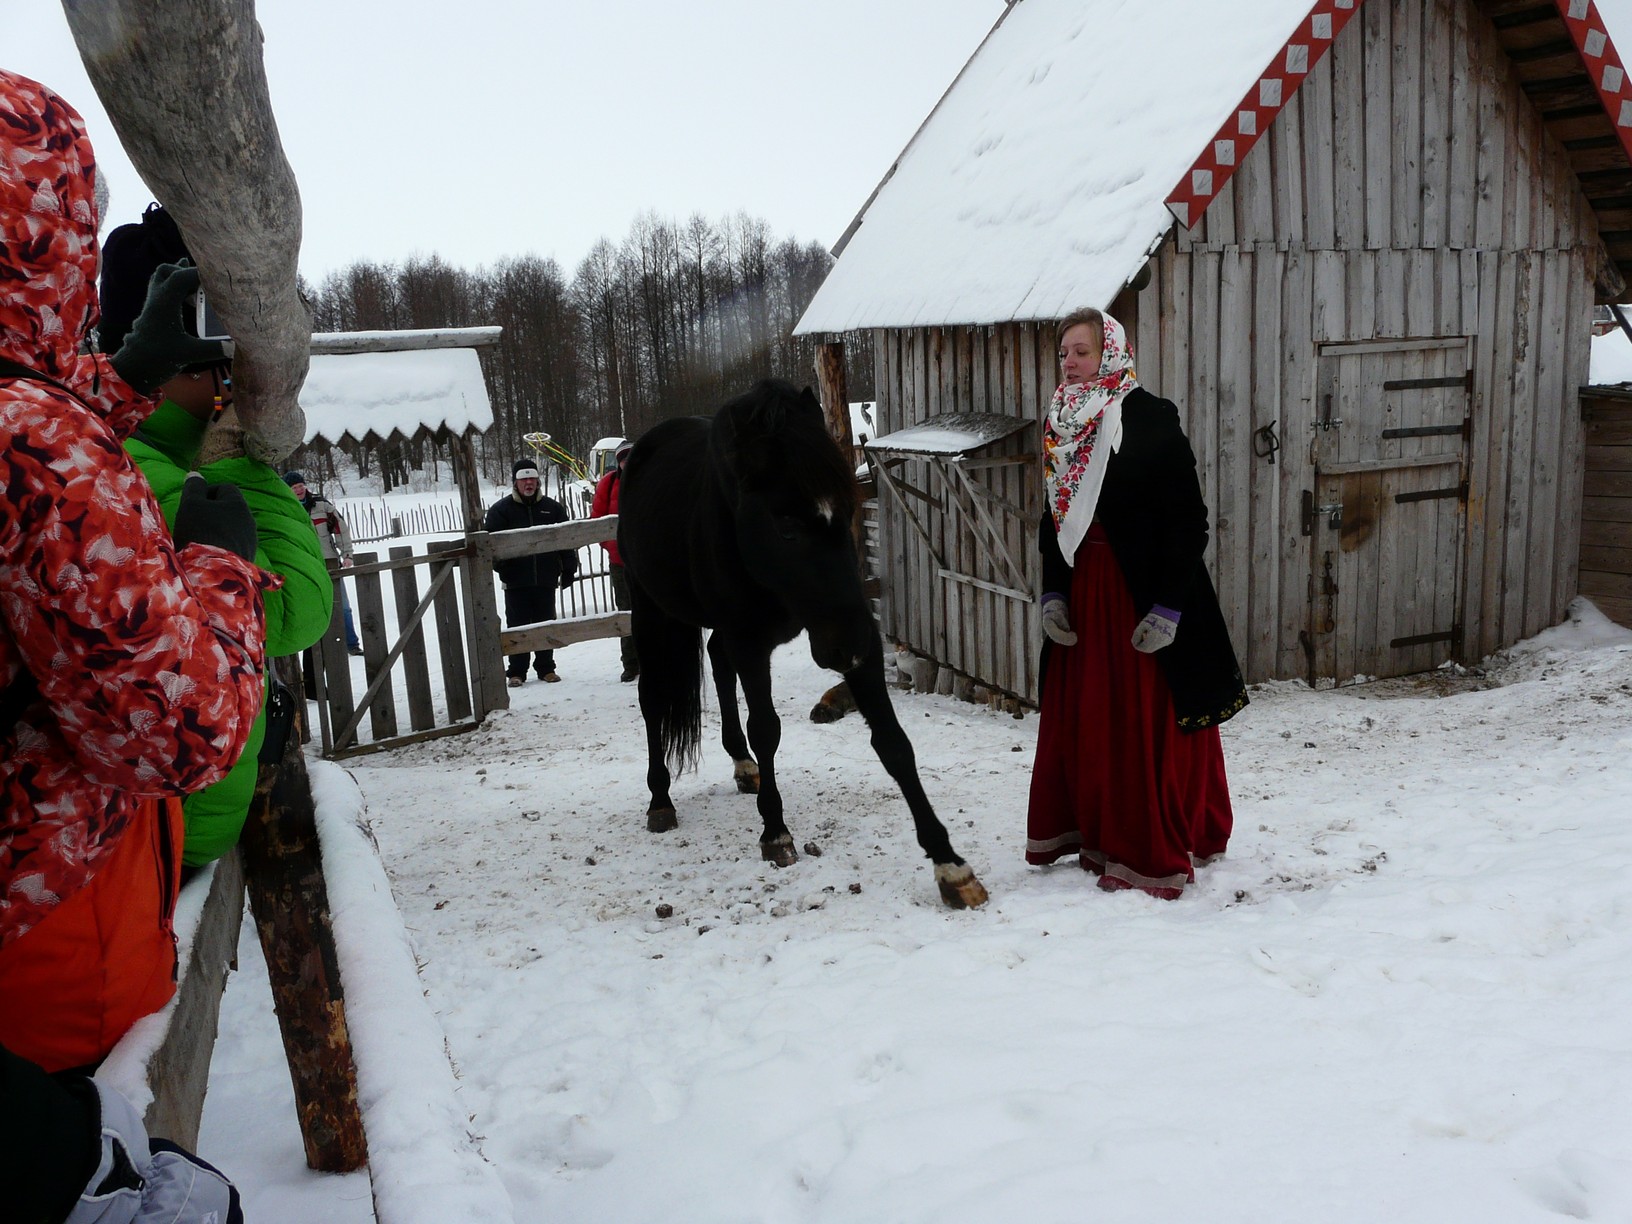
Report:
454,428,486,533
464,531,508,716
240,656,368,1173
816,341,853,455
63,0,311,463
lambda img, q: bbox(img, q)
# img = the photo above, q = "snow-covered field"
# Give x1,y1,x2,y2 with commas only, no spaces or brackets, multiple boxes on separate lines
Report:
196,596,1632,1222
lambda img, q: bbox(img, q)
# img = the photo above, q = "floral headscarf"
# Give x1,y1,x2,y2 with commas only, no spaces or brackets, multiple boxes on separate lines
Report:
1042,312,1138,565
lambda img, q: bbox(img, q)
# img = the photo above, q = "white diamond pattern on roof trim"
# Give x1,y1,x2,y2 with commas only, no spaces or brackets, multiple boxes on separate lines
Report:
1570,0,1590,18
1286,43,1309,74
1606,65,1625,93
1215,138,1237,165
1260,78,1283,107
1193,169,1214,195
1621,99,1632,126
1313,13,1332,39
1587,28,1607,57
1239,109,1258,135
1334,0,1354,7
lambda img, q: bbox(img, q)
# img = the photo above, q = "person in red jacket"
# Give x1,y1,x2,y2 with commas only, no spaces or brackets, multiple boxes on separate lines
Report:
591,440,640,682
0,70,273,1074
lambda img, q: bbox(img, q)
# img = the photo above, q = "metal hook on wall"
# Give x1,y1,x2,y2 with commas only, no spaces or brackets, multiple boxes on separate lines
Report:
1252,420,1281,465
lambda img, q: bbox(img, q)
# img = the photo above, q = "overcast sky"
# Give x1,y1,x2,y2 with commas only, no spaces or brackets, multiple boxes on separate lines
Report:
3,0,1006,282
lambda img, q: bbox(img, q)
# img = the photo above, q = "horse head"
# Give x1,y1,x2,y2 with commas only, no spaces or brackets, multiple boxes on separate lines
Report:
711,380,873,673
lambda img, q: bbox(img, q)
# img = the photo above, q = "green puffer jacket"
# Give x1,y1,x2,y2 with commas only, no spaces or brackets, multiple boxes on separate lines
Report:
126,400,333,865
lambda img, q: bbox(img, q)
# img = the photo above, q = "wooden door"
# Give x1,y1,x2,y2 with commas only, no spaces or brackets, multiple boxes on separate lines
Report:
1309,339,1471,682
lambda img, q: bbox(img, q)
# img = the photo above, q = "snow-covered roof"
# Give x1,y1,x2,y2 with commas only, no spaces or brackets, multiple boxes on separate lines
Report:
797,0,1632,334
300,347,493,447
796,0,1318,333
866,412,1033,457
1589,325,1632,387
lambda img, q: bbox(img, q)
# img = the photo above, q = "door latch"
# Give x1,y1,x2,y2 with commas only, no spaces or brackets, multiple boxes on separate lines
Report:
1312,393,1345,432
1302,490,1344,534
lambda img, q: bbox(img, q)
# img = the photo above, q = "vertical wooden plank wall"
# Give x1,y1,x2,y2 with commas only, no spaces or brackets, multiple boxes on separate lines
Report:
870,321,1052,700
1579,391,1632,627
864,0,1604,692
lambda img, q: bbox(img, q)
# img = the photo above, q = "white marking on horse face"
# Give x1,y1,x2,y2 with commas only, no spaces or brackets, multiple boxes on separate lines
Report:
816,499,835,524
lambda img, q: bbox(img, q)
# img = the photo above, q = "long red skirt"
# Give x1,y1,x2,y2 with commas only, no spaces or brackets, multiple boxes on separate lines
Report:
1026,525,1233,899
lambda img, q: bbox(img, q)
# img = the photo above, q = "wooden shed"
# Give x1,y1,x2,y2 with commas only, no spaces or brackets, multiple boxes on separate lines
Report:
796,0,1632,698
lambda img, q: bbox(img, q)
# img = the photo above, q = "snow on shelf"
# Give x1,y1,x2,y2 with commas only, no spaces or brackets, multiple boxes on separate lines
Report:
865,412,1032,457
1590,325,1632,388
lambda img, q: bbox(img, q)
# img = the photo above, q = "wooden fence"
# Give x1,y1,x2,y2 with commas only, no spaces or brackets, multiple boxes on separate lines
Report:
305,516,626,757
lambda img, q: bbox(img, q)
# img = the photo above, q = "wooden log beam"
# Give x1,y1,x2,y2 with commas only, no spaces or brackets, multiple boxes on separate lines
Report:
483,517,617,562
62,0,310,463
501,611,630,654
310,326,503,355
240,656,368,1172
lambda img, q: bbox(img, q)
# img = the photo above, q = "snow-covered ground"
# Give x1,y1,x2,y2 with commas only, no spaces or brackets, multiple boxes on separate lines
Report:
194,593,1632,1222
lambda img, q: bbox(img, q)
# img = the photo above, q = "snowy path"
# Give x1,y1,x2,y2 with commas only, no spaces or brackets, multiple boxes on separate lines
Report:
301,605,1632,1223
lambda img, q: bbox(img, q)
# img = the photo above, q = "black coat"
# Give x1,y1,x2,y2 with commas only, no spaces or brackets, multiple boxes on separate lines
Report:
484,491,579,588
1040,386,1247,730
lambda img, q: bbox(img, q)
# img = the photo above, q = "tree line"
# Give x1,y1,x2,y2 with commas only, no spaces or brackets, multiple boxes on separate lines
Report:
286,211,869,492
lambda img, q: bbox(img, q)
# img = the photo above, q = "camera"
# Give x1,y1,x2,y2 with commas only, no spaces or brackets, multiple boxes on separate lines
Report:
191,288,232,345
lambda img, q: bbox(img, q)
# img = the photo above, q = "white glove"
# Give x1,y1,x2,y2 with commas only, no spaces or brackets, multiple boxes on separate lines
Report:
1131,607,1180,653
1040,595,1077,647
65,1078,243,1224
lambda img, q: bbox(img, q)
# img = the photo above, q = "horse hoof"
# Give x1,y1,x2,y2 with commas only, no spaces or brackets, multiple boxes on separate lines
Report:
760,835,798,867
733,759,760,794
647,808,678,833
935,862,990,909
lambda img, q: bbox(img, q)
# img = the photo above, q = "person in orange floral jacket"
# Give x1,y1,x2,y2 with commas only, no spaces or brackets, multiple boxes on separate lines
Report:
0,70,275,1074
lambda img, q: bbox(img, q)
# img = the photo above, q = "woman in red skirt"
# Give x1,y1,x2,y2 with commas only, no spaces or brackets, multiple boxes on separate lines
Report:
1027,308,1248,898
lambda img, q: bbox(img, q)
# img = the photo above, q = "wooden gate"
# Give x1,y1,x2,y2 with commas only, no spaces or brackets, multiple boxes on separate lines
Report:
1306,339,1472,682
307,517,624,758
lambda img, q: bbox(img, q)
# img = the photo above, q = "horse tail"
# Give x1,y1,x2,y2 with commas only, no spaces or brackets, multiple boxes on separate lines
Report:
643,614,705,774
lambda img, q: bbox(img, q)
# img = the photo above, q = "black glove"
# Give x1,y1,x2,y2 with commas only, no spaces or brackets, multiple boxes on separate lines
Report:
172,474,258,561
108,263,228,393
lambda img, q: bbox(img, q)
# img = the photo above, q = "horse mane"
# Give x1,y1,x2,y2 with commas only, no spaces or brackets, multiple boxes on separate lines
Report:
712,379,858,518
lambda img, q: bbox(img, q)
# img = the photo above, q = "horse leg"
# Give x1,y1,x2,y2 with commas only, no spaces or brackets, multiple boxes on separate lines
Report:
630,584,687,833
707,632,759,794
727,638,796,867
844,641,989,909
639,684,678,833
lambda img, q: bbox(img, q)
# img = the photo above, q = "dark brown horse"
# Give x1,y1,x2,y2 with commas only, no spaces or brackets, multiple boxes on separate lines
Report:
617,380,988,909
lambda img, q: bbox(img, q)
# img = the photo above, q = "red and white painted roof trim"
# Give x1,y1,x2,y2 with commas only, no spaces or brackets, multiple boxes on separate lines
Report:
1557,0,1632,162
1165,0,1365,228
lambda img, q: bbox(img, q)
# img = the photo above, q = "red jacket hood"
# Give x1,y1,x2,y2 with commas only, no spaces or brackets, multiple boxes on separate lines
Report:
0,70,102,381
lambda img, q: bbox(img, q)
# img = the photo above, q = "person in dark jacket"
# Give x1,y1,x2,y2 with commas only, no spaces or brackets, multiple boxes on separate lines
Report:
485,458,578,684
1027,307,1247,899
590,439,639,681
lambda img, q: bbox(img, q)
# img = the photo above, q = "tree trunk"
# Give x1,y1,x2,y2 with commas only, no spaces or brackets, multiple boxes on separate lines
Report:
240,657,368,1173
63,0,310,464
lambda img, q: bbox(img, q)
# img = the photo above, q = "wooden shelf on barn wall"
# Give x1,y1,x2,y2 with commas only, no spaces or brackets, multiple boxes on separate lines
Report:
865,414,1042,702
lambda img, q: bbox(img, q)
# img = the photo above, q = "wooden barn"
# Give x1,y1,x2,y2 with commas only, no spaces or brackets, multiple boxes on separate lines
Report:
795,0,1632,699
